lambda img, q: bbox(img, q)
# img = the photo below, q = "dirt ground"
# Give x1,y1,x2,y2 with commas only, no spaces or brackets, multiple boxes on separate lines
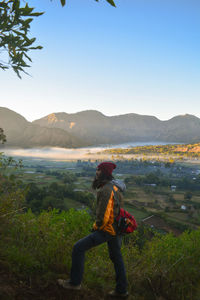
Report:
0,268,123,300
142,215,182,236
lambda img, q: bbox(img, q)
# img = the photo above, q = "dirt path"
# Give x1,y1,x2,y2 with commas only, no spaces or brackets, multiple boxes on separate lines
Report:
0,269,121,300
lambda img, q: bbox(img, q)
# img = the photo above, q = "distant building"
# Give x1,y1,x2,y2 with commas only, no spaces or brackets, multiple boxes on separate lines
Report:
181,205,187,210
171,185,176,192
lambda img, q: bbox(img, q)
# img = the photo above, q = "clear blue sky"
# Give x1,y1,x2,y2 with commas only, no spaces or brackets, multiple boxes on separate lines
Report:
1,0,200,121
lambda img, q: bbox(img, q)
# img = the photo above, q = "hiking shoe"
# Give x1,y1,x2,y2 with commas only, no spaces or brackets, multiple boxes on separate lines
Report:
108,290,129,298
57,279,81,290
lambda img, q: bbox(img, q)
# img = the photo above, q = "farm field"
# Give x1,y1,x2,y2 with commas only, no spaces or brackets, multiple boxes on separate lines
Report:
123,204,150,221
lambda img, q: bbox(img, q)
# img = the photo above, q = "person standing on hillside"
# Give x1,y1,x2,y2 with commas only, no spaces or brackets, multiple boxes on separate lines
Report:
58,162,128,298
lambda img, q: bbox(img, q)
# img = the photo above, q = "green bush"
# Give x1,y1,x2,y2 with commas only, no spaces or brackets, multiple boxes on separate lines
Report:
1,203,200,299
0,208,92,275
134,230,200,299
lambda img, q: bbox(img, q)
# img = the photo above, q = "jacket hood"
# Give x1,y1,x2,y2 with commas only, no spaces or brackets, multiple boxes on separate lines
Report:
111,179,126,193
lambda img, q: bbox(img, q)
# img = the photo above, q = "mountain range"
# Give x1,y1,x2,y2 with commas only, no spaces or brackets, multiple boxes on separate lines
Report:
0,107,200,148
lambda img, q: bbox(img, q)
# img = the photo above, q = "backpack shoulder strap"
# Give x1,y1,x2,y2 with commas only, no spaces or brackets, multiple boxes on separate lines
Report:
112,184,120,207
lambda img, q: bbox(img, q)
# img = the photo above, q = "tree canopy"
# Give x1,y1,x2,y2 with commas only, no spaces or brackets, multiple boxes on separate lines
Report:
0,0,115,78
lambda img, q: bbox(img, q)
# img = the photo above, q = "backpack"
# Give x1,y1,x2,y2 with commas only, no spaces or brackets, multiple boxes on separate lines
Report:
115,208,138,234
112,185,138,235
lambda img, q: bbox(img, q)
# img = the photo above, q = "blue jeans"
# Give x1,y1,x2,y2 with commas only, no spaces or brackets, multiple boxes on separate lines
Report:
70,230,127,293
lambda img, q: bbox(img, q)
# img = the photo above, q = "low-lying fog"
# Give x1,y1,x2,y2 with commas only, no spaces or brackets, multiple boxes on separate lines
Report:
2,142,172,160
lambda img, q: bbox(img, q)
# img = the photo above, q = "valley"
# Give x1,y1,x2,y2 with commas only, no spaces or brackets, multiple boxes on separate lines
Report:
3,155,200,235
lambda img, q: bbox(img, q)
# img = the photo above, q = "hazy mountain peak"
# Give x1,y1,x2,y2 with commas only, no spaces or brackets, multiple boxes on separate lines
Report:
0,106,28,122
0,108,83,148
75,110,106,117
47,113,58,123
168,114,200,122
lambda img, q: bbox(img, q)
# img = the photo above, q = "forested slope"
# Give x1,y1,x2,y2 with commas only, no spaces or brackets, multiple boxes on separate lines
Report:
0,169,200,300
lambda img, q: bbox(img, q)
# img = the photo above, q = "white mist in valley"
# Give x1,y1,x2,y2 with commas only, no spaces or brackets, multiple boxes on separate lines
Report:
3,147,104,160
2,142,173,161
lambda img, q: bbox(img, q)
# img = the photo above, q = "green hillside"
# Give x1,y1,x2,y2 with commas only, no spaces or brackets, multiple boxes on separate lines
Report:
1,156,200,299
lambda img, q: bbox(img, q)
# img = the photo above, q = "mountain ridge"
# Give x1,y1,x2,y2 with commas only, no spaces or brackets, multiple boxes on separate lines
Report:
0,107,83,148
1,107,200,148
33,110,200,145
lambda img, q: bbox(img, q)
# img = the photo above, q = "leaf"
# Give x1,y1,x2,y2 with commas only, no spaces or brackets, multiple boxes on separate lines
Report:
12,30,23,36
23,18,34,25
28,45,40,50
94,0,116,7
12,0,20,12
20,4,34,16
34,45,43,50
29,45,43,50
23,52,32,62
60,0,66,7
30,12,44,17
13,66,22,79
106,0,116,7
22,36,35,47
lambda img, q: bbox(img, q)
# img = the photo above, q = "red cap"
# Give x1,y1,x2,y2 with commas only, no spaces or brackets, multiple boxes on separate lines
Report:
97,162,116,176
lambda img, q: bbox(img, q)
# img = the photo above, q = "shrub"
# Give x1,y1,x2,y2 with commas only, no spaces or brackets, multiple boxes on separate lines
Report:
1,202,200,299
134,230,200,299
0,208,92,276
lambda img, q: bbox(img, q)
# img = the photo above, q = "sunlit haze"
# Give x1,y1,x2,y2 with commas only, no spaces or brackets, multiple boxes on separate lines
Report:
2,142,177,160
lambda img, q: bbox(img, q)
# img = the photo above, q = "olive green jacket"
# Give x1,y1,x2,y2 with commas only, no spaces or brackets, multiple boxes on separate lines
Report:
93,180,124,235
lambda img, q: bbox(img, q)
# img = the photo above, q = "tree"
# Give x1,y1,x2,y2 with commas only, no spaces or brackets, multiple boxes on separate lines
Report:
0,0,43,78
145,172,160,185
168,194,175,204
0,0,115,78
0,128,6,143
184,191,193,201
